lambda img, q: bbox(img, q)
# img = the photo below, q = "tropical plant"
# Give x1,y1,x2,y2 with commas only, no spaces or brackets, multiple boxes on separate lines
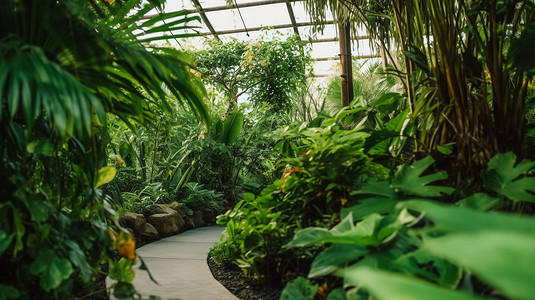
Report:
176,182,225,216
304,0,535,181
188,34,312,116
213,117,388,283
323,61,401,116
321,61,412,164
281,152,535,299
0,0,207,297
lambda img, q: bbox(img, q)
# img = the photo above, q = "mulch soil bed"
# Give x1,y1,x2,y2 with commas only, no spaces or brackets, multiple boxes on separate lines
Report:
207,256,283,300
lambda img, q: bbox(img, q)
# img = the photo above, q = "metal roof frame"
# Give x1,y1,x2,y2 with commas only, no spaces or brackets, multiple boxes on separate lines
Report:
189,1,378,61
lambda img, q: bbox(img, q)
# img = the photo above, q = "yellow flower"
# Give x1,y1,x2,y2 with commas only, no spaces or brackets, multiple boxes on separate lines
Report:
255,42,262,48
189,68,202,78
103,0,115,4
114,155,125,167
246,51,254,62
260,60,267,67
169,170,173,176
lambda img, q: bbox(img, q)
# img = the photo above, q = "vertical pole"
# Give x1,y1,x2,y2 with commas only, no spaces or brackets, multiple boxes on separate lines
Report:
345,25,354,106
380,44,388,71
338,23,353,107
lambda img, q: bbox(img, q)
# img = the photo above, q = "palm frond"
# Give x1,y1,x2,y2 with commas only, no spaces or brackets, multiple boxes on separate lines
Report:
0,36,104,137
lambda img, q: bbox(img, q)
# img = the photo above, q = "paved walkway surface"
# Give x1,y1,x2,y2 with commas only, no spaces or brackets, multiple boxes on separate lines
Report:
107,226,238,300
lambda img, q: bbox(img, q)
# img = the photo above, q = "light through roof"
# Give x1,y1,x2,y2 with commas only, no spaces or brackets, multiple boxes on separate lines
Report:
159,0,380,77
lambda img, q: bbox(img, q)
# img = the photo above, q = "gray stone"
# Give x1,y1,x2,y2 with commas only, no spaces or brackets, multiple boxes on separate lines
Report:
202,209,217,224
139,222,158,241
143,204,177,217
175,202,187,217
120,212,146,234
177,214,185,228
148,213,179,237
192,211,206,228
182,216,195,231
166,201,180,212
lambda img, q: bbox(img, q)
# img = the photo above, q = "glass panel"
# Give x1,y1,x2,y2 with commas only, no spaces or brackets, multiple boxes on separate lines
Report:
150,0,379,78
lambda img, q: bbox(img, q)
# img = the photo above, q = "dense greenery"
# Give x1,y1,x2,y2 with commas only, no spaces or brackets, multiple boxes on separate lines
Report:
0,0,207,298
2,0,535,299
188,35,312,115
305,0,535,179
212,2,535,300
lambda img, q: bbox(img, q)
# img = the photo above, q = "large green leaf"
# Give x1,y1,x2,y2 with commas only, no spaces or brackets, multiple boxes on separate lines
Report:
392,156,454,197
309,244,368,278
280,277,317,300
343,181,399,220
401,200,535,234
286,211,413,249
15,191,50,223
341,197,397,221
423,232,535,300
342,267,485,300
482,152,535,202
508,21,535,75
456,193,500,211
113,281,136,299
29,249,73,291
219,112,244,145
395,249,462,289
403,200,535,299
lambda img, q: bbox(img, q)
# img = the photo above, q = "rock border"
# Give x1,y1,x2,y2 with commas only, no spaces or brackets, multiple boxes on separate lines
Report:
119,202,218,246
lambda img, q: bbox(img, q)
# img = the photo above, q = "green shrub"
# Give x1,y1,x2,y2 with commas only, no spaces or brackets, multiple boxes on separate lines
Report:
176,182,225,215
282,152,535,299
209,241,239,266
215,121,388,283
0,0,208,297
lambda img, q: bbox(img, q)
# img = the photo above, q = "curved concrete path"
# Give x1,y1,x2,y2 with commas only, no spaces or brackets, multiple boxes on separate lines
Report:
108,226,238,300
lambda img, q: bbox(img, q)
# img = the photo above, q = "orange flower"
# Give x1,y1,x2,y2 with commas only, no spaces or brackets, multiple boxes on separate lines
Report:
317,283,328,298
281,167,301,191
116,238,136,261
110,229,136,261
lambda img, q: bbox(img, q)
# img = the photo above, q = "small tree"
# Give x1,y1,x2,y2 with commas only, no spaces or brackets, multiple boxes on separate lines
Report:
190,34,312,116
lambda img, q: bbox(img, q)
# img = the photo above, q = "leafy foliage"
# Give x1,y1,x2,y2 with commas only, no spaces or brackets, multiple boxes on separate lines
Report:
482,152,535,202
0,0,208,297
305,0,535,181
213,117,388,282
281,153,535,299
189,34,312,115
176,182,225,216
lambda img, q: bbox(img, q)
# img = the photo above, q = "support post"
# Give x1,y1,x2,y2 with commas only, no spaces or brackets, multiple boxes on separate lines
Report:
338,23,353,107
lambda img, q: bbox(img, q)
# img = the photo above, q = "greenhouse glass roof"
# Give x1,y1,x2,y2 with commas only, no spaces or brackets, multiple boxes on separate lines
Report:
159,0,380,77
